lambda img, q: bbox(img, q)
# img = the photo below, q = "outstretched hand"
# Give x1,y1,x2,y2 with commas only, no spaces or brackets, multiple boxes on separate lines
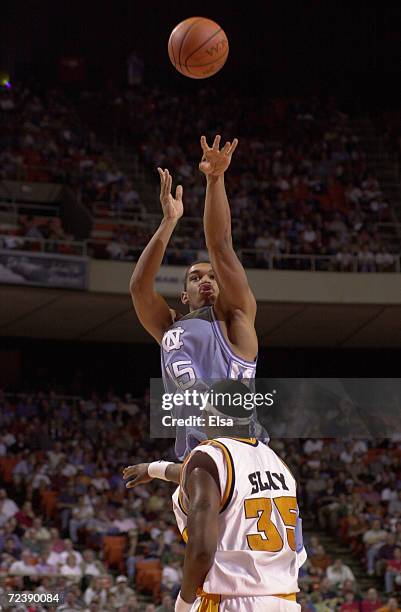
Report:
122,463,153,489
199,134,238,177
158,168,184,221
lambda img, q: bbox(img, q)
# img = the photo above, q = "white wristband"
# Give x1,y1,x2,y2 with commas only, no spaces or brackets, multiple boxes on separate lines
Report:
147,460,174,481
175,592,193,612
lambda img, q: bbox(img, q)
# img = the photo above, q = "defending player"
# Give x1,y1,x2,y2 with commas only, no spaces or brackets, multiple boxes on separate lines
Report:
123,398,306,611
130,135,264,459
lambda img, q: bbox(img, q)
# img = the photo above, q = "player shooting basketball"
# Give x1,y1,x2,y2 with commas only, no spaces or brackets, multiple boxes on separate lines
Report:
130,135,265,459
123,389,306,611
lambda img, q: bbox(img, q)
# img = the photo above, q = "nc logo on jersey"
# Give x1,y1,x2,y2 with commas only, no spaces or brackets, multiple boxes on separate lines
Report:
162,327,184,353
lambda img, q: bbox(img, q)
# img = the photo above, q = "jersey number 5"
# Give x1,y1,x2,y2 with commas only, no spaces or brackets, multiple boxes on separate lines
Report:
166,360,196,390
244,496,297,552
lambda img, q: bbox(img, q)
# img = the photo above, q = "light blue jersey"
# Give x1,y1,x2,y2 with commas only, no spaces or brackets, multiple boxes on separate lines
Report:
161,306,258,459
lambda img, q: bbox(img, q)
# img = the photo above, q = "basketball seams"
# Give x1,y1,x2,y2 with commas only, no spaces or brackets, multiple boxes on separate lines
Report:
184,27,223,65
181,50,229,79
183,48,229,69
169,18,228,79
177,18,204,77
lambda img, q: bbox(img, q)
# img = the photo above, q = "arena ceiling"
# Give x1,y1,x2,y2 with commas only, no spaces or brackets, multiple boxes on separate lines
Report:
1,285,400,347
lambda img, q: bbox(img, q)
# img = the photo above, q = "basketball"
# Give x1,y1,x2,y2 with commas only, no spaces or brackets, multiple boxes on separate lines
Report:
168,17,229,79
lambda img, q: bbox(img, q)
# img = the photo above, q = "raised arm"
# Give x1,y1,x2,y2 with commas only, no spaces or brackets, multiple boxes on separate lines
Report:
130,169,183,343
199,135,256,320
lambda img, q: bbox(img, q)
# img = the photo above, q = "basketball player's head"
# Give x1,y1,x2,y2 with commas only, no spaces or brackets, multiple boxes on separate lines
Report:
181,260,219,311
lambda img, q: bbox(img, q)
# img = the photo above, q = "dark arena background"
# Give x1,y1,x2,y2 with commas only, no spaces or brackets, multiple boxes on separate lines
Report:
1,2,401,610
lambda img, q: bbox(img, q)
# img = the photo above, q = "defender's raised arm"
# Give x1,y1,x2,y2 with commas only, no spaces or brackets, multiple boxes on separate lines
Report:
130,168,183,343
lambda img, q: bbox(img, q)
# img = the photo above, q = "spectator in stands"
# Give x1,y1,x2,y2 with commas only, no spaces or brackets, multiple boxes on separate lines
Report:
48,527,65,553
32,465,51,491
385,547,401,594
60,551,83,581
35,550,57,576
310,544,332,571
57,588,83,611
22,517,51,554
38,541,60,573
34,575,56,597
86,508,115,543
0,488,18,526
326,558,356,588
69,495,95,543
376,533,398,575
15,500,35,531
161,558,182,598
1,535,21,563
336,246,354,272
389,492,401,516
375,247,394,272
24,216,45,240
83,576,108,608
125,594,140,611
305,470,327,509
156,594,174,611
358,244,376,272
106,239,128,260
113,507,137,534
109,575,136,609
13,450,35,478
317,480,339,531
9,549,36,576
313,576,337,602
59,539,83,566
364,520,389,575
304,440,324,455
361,588,382,612
58,482,79,535
377,597,401,612
48,441,65,469
339,591,360,611
81,548,106,578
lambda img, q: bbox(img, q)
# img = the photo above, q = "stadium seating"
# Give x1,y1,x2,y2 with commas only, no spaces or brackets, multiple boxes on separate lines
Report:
103,535,127,573
1,83,399,273
0,389,400,609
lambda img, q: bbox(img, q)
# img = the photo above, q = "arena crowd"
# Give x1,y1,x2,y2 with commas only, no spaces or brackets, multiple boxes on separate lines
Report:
0,83,397,272
1,389,401,610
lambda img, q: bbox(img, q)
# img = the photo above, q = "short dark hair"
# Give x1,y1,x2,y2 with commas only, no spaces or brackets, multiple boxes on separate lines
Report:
183,260,211,290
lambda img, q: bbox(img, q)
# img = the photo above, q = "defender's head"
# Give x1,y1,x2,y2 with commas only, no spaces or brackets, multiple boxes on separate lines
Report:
181,261,219,311
203,379,255,439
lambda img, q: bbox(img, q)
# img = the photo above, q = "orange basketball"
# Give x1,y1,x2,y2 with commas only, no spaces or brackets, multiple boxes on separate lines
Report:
168,17,229,79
